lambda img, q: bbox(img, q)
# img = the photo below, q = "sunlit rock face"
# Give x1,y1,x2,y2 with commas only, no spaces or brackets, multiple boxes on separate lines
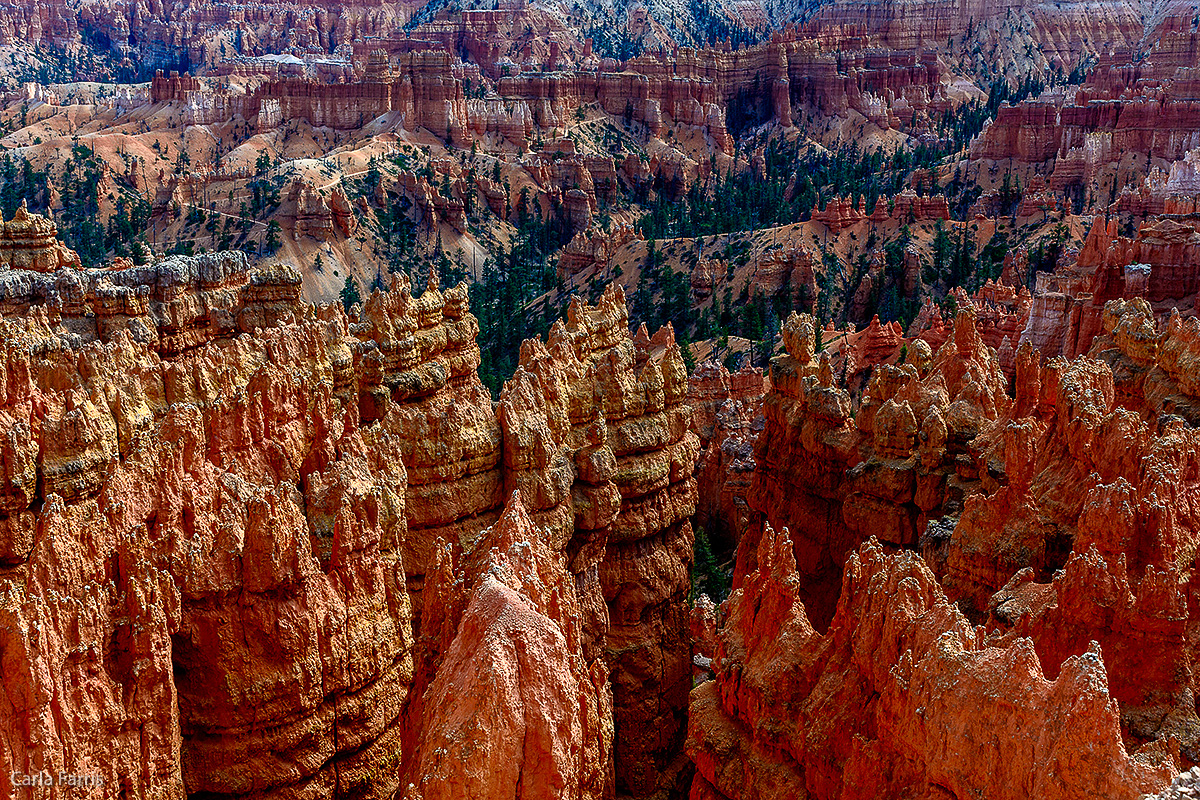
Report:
687,529,1172,800
0,239,699,800
0,249,411,800
695,296,1200,799
0,201,81,273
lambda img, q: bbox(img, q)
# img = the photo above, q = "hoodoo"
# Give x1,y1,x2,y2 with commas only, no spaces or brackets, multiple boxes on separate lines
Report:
3,0,1200,797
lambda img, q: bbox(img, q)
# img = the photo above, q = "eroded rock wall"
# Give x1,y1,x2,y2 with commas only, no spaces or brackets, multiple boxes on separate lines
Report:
686,361,767,547
687,529,1172,800
500,286,699,797
0,249,698,800
745,309,1007,627
693,295,1200,796
0,251,412,800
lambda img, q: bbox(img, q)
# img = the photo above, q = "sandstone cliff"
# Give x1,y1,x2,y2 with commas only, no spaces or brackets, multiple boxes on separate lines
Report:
403,282,700,799
745,309,1007,627
699,292,1200,794
0,239,698,799
146,22,962,153
0,250,412,800
509,288,699,797
688,529,1173,799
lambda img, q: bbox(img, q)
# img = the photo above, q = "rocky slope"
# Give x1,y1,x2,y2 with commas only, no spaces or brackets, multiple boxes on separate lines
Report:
405,490,613,800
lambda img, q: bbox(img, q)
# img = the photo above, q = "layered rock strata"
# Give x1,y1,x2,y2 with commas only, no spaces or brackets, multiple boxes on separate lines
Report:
499,287,699,797
699,294,1200,794
971,49,1200,213
148,25,959,148
688,529,1172,799
746,309,1008,627
0,244,697,800
348,271,501,631
400,284,698,799
0,250,412,800
686,361,767,547
807,0,1149,62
